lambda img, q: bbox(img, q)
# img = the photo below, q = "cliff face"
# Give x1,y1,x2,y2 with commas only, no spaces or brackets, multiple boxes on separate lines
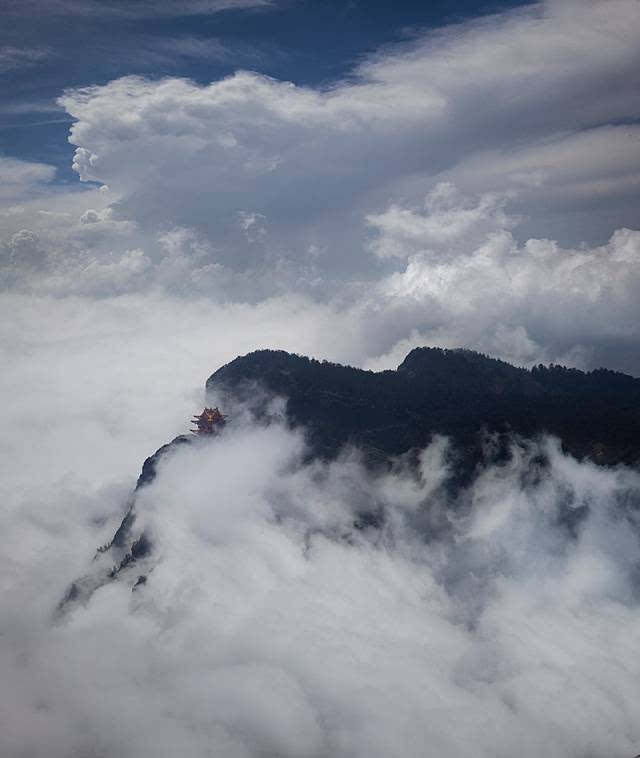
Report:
57,435,193,615
207,347,640,468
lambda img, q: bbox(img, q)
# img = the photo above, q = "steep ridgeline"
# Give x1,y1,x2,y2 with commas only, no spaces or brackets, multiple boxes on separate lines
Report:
57,435,193,615
59,347,640,614
207,347,640,469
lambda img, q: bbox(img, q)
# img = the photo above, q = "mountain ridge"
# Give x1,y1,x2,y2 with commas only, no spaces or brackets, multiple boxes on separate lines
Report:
58,346,640,614
207,346,640,468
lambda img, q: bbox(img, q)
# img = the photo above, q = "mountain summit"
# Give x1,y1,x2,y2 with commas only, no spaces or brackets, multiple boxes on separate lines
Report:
207,347,640,467
59,347,640,613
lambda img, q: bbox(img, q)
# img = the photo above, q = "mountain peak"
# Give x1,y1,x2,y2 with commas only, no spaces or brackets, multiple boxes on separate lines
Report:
207,347,640,468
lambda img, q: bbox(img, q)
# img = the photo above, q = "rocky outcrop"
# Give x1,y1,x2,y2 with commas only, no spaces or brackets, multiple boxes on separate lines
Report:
57,435,192,616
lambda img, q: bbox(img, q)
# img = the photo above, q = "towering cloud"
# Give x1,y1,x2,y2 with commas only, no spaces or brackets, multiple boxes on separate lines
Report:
2,0,637,369
57,0,640,265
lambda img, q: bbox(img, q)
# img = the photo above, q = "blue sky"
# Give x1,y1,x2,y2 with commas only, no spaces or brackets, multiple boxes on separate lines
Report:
2,0,531,182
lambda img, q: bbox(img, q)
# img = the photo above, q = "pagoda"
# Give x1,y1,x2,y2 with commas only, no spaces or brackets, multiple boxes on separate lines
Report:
191,407,227,436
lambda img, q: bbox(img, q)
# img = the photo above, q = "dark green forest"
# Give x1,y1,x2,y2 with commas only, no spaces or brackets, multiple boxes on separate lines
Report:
207,347,640,473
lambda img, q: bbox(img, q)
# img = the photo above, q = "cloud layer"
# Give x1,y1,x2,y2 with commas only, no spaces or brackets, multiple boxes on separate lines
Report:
3,353,640,757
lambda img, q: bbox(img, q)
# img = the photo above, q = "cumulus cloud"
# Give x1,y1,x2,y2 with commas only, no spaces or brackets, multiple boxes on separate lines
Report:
55,0,640,266
4,189,640,373
366,183,515,261
4,228,44,267
6,1,628,372
364,195,640,373
10,0,629,380
62,248,152,295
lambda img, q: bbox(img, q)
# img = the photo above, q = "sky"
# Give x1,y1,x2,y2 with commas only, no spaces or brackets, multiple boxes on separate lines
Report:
1,0,532,180
2,0,640,375
2,1,640,756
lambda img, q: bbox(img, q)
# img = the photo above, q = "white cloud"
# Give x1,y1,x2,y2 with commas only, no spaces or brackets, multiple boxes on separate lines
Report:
79,208,102,224
48,0,634,365
366,183,514,260
1,299,640,757
64,248,152,295
4,192,640,374
23,0,632,331
131,35,249,66
55,0,640,261
238,211,267,243
371,216,640,374
0,45,50,73
0,157,57,203
5,228,44,267
0,100,64,116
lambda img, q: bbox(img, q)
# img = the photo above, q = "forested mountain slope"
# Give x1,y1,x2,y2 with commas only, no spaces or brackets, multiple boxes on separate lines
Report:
59,347,640,613
207,347,640,468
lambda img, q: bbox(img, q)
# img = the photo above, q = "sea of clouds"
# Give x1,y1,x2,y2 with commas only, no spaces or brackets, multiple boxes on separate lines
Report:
3,373,640,756
2,0,640,755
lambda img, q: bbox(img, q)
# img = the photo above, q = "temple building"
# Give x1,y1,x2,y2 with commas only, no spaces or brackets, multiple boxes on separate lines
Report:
191,407,227,435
